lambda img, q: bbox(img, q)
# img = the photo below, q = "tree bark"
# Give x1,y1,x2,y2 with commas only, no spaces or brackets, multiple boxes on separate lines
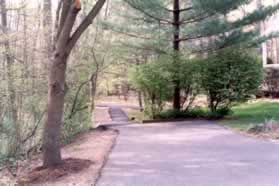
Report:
43,53,68,167
23,8,28,78
43,0,53,67
90,73,98,113
138,91,143,110
43,0,106,167
90,73,98,127
172,0,181,110
43,2,80,166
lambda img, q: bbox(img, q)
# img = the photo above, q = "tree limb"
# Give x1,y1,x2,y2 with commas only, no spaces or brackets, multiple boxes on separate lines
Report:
124,0,173,25
67,0,106,53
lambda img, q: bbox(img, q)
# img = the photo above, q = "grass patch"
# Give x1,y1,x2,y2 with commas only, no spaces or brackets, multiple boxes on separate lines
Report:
221,101,279,130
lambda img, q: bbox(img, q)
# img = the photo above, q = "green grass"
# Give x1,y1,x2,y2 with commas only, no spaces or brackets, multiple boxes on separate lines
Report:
221,101,279,130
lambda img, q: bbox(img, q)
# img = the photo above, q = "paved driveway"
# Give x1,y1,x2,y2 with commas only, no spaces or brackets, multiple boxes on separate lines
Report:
97,110,279,186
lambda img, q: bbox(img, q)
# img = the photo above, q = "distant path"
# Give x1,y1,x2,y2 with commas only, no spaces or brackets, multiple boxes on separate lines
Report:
97,108,279,186
96,103,138,126
96,103,140,110
108,106,129,122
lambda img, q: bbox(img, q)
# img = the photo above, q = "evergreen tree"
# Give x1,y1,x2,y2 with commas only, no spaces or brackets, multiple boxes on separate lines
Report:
113,0,279,110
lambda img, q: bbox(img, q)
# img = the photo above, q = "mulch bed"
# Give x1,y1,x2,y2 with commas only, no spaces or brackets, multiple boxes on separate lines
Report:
17,158,93,185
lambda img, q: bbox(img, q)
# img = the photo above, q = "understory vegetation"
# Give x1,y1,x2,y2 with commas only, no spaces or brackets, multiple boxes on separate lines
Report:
0,0,113,167
131,49,263,119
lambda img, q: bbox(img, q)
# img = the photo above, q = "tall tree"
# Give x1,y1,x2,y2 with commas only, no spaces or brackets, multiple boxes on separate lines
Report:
118,0,279,110
0,0,20,156
43,0,53,67
43,0,106,167
172,0,181,110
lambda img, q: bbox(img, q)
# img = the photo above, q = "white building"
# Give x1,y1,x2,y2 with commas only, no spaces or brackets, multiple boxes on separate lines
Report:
260,0,279,67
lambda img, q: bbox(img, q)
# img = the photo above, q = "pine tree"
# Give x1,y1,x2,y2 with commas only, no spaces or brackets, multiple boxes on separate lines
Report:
115,0,279,110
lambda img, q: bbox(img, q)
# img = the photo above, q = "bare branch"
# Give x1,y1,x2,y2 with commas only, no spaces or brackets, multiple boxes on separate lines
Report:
124,0,173,24
67,0,106,53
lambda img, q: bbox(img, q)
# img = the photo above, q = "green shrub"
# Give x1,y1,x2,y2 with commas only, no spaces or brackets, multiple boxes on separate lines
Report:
63,106,91,144
62,83,91,143
156,108,206,119
130,56,203,117
156,107,231,120
156,109,188,119
206,107,232,119
200,49,263,112
130,59,173,118
179,59,202,110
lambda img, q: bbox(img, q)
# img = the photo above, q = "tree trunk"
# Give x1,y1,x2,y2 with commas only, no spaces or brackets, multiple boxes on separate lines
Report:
90,73,98,127
43,1,81,167
172,0,181,110
43,0,53,62
43,53,68,167
42,0,106,167
90,73,98,112
138,91,143,110
23,8,28,78
0,0,20,156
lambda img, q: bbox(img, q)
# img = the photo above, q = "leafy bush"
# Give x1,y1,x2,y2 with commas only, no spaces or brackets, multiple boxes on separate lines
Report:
156,109,201,119
206,107,232,119
200,49,263,112
63,85,91,143
130,56,203,117
156,109,187,119
179,59,202,110
156,107,230,120
130,59,173,118
63,115,90,144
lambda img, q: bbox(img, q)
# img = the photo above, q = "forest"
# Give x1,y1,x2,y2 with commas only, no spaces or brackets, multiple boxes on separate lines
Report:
1,0,279,185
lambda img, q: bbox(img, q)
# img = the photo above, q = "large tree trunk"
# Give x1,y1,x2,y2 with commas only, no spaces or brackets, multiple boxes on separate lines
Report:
43,54,68,167
90,73,98,127
43,0,106,167
172,0,181,110
43,1,80,167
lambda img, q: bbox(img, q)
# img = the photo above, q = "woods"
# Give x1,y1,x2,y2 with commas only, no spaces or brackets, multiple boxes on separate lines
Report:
1,0,279,184
0,0,112,167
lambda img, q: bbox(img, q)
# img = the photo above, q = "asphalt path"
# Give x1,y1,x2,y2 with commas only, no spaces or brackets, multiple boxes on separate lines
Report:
97,106,279,186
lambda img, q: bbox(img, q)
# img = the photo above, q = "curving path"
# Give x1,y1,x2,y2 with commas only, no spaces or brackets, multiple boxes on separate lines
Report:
108,106,129,122
97,107,279,186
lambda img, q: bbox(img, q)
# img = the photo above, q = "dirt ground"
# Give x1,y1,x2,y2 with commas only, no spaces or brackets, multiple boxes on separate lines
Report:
94,107,112,124
43,128,118,186
0,107,117,186
96,96,139,107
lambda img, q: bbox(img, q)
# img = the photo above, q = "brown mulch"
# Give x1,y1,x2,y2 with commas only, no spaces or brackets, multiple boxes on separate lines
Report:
17,158,93,185
0,107,118,186
0,127,118,186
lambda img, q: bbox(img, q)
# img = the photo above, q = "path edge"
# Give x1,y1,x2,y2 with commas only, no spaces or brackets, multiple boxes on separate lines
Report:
94,128,120,186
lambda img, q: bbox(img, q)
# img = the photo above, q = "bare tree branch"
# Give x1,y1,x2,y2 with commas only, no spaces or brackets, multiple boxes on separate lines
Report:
67,0,106,53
